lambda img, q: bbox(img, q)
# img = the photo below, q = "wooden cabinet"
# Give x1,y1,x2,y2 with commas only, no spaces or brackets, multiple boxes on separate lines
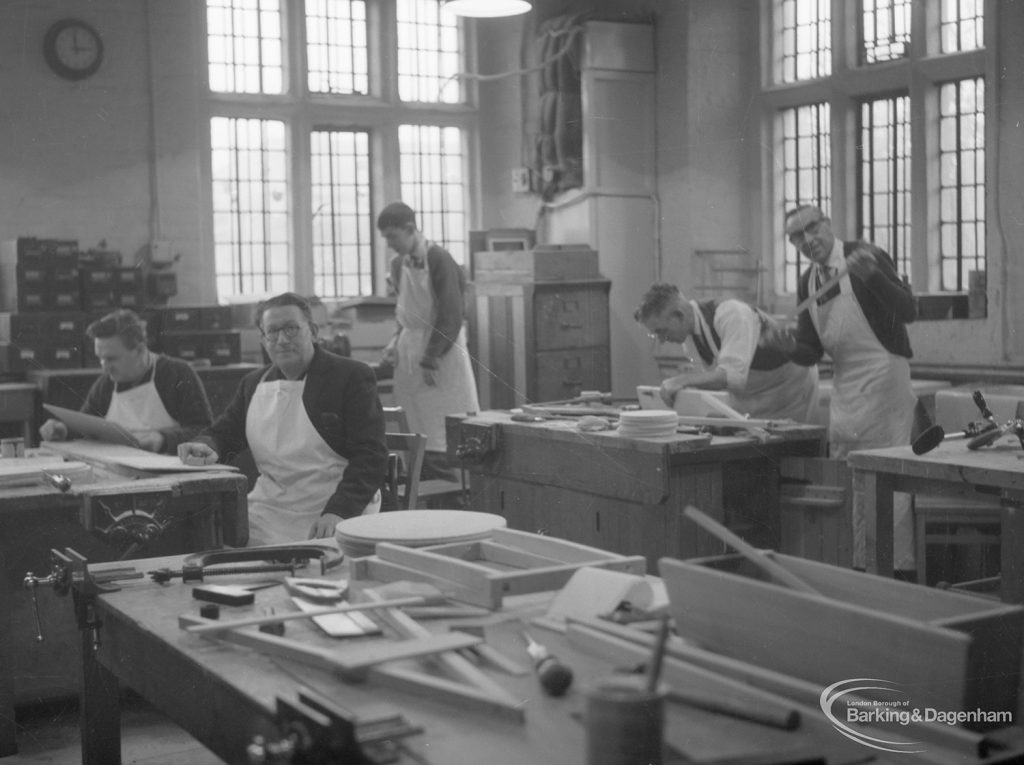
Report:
471,278,611,409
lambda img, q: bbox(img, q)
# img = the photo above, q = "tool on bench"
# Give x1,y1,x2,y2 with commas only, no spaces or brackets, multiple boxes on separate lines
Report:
23,548,143,645
522,630,574,697
149,544,343,583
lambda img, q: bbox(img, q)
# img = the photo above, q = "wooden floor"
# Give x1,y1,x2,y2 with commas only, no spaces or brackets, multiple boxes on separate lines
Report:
7,695,225,765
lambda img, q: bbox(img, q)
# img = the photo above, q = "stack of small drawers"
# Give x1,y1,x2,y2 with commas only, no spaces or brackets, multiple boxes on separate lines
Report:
0,238,86,371
156,306,241,365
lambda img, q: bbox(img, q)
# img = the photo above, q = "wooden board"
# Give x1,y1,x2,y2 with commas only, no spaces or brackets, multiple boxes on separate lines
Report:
660,554,1023,722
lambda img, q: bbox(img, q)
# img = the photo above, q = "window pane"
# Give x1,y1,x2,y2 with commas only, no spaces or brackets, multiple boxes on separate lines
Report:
310,130,373,297
938,78,986,291
398,0,462,103
399,125,467,263
206,0,283,94
777,0,831,84
862,0,911,64
778,102,831,293
941,0,984,53
307,0,369,95
210,117,290,300
858,94,911,274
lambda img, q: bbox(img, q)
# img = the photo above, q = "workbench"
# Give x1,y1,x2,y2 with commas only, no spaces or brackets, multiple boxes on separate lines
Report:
848,441,1024,603
0,449,247,757
64,548,1021,765
447,411,826,568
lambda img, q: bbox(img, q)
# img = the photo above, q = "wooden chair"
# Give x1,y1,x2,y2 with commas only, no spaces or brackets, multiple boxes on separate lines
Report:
383,406,411,433
383,406,464,508
384,432,426,510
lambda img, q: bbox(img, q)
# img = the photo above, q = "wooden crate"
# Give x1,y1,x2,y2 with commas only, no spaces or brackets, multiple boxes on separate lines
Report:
660,553,1023,728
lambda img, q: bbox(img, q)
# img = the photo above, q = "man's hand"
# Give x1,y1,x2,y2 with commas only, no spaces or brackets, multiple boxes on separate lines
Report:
308,513,343,539
421,367,437,387
380,340,398,367
39,418,68,442
132,430,165,453
177,442,219,466
846,246,878,280
659,375,688,407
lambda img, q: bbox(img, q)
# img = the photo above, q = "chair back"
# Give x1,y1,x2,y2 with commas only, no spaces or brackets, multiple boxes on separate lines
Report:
384,432,427,510
383,406,411,433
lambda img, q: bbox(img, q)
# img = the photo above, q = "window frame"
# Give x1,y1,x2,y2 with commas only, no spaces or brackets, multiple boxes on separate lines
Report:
199,0,481,302
760,0,995,302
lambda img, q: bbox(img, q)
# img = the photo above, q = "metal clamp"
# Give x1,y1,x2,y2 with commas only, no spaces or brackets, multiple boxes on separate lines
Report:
23,548,142,647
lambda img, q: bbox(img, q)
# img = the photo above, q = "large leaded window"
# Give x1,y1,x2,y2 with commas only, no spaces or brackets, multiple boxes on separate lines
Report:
766,0,988,302
206,0,472,302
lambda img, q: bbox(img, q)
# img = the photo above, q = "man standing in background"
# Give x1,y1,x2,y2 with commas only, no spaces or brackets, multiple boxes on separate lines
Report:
765,204,918,578
378,202,479,482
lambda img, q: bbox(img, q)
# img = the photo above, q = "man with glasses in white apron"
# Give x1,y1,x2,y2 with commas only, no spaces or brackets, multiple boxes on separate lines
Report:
378,203,479,483
767,205,918,578
39,309,212,453
634,283,820,424
178,293,388,546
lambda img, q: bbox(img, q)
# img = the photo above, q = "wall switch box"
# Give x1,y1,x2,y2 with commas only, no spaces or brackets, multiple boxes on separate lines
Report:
512,167,532,193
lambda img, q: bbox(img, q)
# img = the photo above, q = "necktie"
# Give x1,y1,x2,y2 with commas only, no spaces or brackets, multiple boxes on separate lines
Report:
818,264,840,305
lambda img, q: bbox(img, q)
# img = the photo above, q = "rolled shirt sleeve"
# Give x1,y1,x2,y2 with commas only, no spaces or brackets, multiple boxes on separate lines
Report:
711,300,761,392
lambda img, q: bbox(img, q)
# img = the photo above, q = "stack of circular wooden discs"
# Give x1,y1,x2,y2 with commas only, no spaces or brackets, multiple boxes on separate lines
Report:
617,409,679,438
334,510,508,558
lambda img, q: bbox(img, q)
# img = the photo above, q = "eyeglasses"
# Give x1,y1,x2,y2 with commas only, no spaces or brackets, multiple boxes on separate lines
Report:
261,324,305,341
787,219,824,245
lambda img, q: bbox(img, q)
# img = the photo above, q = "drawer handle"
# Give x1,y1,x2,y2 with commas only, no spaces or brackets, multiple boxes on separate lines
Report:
563,378,583,387
559,322,583,330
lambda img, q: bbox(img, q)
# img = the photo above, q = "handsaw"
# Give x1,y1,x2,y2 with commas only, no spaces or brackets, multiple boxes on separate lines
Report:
793,264,847,315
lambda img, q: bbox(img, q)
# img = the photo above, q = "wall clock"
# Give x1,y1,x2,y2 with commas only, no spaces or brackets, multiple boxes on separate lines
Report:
43,18,104,81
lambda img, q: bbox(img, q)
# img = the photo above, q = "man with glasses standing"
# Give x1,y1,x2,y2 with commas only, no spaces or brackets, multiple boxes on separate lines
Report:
634,283,820,424
178,293,388,545
764,204,918,578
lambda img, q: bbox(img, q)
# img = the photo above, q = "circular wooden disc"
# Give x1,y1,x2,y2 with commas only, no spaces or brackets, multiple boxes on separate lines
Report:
335,510,507,553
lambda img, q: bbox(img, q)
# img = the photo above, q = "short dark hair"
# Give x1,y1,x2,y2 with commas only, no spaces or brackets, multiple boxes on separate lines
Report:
255,292,315,330
785,204,826,224
86,309,147,349
634,283,682,323
376,202,417,231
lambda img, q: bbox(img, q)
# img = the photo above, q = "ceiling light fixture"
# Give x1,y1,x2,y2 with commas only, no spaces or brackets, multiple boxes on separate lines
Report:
442,0,532,18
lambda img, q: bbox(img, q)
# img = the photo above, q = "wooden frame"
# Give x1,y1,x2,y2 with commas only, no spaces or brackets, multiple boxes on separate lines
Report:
350,528,646,609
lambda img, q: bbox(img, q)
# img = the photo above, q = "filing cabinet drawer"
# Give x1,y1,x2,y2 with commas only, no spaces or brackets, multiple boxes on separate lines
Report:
533,285,610,351
533,348,611,402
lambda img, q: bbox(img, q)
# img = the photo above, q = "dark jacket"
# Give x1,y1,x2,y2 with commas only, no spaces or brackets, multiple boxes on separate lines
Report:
789,240,915,366
195,346,388,520
82,353,213,453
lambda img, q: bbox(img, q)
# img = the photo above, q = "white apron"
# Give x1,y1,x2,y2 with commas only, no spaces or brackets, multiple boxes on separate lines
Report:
245,372,380,546
690,301,821,424
810,264,917,569
394,249,480,453
105,368,178,432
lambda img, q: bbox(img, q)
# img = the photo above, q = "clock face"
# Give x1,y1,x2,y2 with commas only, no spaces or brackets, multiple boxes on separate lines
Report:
43,19,103,81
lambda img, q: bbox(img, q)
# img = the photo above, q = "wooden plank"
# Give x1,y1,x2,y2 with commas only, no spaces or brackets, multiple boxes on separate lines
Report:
491,528,645,569
660,557,973,712
362,590,524,719
566,623,801,731
568,616,990,759
349,557,493,608
182,595,435,636
682,506,820,594
368,665,525,723
179,614,481,677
